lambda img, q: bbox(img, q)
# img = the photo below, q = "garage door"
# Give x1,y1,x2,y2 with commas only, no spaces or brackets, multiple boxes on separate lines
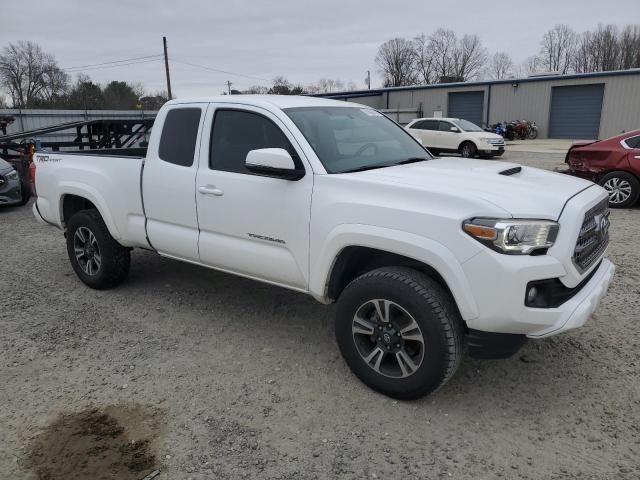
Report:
448,91,484,127
549,84,604,139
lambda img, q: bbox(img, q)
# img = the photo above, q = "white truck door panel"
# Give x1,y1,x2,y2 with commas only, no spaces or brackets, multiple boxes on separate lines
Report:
196,104,312,289
142,105,207,261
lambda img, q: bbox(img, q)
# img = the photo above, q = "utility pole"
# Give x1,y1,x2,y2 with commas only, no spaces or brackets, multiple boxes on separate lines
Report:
366,70,371,90
225,80,232,95
163,36,173,100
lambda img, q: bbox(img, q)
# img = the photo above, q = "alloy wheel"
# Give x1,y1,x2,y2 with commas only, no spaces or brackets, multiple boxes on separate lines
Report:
73,226,102,276
351,299,425,378
603,177,632,205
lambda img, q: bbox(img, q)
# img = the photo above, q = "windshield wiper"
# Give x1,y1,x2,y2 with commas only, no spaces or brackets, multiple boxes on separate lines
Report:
340,157,429,174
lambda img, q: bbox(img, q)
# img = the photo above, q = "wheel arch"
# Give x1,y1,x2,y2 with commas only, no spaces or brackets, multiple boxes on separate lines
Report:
58,185,121,239
311,225,479,321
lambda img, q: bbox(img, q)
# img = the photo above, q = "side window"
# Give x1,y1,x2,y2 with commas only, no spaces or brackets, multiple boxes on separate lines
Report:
423,120,439,130
158,108,202,166
439,121,453,132
411,120,428,130
210,110,297,174
624,136,640,149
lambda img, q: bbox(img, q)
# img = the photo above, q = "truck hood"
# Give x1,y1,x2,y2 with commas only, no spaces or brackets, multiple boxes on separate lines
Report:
356,158,594,219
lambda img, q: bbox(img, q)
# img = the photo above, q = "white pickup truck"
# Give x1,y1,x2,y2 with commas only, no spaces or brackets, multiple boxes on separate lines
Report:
33,95,615,399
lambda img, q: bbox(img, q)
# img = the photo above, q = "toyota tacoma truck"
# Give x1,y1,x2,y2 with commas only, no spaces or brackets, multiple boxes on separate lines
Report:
32,96,615,399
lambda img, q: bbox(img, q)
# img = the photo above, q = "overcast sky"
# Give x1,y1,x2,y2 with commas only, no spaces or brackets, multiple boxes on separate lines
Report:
2,0,639,97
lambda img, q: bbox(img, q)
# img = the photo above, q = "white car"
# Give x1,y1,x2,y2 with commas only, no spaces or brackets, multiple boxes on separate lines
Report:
32,96,614,399
406,117,505,158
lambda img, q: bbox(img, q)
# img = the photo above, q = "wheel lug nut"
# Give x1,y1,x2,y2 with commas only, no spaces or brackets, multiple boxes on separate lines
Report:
395,344,400,348
377,337,381,341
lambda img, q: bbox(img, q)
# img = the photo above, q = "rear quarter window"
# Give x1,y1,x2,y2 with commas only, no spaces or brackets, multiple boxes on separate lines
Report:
158,108,202,166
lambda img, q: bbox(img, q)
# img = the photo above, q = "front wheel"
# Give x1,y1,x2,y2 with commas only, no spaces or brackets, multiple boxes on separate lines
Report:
335,267,463,400
599,172,640,208
66,209,131,289
459,142,477,158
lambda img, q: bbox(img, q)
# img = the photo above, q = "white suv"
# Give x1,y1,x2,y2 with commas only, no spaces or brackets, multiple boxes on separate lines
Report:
406,117,505,158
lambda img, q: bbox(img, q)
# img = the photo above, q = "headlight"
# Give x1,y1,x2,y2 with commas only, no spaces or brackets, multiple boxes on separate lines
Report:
480,137,495,144
463,218,559,255
6,169,18,180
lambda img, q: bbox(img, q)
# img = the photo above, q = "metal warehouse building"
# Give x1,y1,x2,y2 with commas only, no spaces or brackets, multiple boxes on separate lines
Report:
316,69,640,140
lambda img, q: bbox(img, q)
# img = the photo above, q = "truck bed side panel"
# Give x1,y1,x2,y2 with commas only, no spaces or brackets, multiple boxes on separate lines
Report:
34,153,149,248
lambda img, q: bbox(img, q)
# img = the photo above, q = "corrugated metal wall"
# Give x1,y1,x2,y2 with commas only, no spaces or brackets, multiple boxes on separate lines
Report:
338,71,640,139
0,109,157,144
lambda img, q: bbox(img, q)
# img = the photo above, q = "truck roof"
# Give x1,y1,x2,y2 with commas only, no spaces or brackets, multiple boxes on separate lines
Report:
165,95,360,110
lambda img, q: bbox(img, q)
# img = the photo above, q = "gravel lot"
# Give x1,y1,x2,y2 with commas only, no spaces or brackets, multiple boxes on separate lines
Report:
1,150,638,480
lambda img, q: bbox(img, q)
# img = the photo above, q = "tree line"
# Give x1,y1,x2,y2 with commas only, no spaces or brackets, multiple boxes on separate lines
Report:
0,41,356,109
0,41,169,110
376,23,640,87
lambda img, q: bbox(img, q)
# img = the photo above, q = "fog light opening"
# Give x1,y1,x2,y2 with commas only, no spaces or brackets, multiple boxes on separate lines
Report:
526,286,539,305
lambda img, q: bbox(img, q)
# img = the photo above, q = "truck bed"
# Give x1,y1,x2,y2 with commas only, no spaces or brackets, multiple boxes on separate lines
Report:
33,151,150,249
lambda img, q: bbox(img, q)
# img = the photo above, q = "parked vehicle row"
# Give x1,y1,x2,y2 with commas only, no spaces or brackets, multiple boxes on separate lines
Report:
560,129,640,208
32,96,615,399
405,117,505,158
486,120,538,140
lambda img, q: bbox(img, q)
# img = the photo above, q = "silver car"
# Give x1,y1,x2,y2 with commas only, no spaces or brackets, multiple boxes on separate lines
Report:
0,158,23,206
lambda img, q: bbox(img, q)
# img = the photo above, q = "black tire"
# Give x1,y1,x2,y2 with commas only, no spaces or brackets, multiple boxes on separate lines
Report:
459,141,477,158
66,209,130,289
335,267,463,400
598,171,640,208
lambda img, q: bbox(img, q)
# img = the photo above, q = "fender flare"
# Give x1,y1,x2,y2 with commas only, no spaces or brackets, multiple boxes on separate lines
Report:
309,224,480,321
57,182,122,240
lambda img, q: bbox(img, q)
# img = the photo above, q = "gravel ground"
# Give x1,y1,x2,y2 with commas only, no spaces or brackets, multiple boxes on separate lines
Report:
1,151,639,480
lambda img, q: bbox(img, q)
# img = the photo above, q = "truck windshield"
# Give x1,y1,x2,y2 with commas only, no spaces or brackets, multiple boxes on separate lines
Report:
284,106,431,173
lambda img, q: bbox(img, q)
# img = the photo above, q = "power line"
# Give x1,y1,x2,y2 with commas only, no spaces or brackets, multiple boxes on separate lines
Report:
63,54,163,70
64,58,163,73
170,58,270,83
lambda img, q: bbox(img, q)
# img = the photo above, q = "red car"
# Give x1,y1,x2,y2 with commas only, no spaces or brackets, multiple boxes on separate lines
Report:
563,129,640,208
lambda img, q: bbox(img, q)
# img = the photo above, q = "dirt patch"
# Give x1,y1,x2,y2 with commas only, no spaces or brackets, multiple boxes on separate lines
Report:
24,404,167,480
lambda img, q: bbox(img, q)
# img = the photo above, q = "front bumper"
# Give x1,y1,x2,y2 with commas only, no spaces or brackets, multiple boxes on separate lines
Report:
461,183,613,338
462,251,614,338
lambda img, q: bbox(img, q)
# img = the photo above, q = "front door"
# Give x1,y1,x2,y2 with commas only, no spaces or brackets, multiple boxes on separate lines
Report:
438,120,459,150
195,104,313,289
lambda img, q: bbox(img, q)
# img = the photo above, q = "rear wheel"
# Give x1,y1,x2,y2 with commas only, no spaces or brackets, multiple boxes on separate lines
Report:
335,267,463,400
599,172,640,208
459,142,477,158
66,209,130,289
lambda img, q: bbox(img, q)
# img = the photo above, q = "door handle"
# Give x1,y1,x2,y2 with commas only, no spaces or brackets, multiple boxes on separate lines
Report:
198,185,224,196
634,156,640,159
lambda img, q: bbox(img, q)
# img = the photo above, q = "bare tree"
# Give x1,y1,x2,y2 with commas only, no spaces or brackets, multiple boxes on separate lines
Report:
346,81,357,91
516,55,543,77
316,78,345,93
427,29,487,82
486,52,514,80
0,41,68,107
413,34,436,84
618,24,640,69
429,29,458,81
243,85,269,94
452,34,488,80
539,24,577,73
375,38,418,87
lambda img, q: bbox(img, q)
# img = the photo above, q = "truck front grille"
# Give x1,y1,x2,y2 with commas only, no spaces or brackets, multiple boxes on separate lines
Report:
573,199,610,273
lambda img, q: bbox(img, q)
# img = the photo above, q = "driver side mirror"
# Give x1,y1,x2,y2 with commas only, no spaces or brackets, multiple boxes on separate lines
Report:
245,148,305,181
450,126,460,133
